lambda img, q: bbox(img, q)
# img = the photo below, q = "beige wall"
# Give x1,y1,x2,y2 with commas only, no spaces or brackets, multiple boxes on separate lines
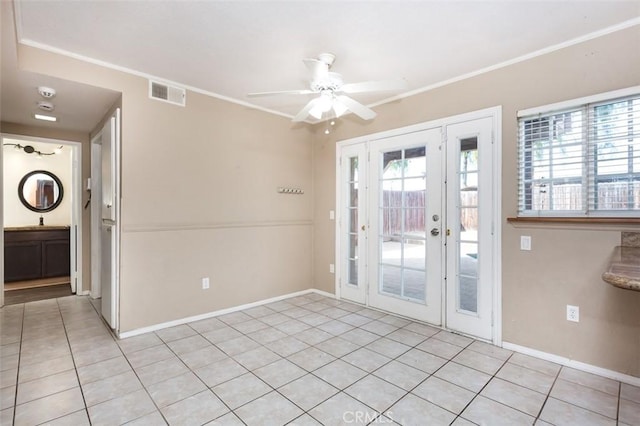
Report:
3,139,72,227
17,44,314,332
1,122,92,293
312,26,640,377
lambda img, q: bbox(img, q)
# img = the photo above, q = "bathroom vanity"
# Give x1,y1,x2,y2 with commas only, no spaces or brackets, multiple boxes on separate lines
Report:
4,226,71,282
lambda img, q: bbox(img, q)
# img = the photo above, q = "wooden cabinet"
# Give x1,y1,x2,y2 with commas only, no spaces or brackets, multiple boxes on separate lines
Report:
4,227,70,282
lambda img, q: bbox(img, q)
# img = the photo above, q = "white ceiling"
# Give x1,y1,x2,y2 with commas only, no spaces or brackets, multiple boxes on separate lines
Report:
5,1,640,127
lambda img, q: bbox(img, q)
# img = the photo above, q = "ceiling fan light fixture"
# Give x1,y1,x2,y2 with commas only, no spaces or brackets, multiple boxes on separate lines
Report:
309,93,333,119
333,102,348,118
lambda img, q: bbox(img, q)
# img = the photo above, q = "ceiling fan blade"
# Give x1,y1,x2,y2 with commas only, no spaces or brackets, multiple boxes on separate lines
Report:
335,95,376,120
341,79,408,94
247,89,315,97
293,98,320,122
303,58,328,80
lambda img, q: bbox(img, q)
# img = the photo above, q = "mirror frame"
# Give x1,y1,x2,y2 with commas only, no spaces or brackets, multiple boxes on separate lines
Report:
17,170,64,213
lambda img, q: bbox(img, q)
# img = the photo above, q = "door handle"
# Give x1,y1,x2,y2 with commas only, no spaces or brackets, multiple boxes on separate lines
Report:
430,228,440,236
361,225,366,231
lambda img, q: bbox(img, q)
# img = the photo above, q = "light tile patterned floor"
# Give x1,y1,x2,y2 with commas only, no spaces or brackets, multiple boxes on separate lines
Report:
1,294,639,425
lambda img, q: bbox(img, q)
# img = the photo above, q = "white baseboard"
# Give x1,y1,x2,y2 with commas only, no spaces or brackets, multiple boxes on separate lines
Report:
502,341,640,387
118,288,335,339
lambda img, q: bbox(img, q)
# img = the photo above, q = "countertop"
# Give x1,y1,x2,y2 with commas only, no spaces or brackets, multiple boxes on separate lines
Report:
4,226,71,232
602,246,640,292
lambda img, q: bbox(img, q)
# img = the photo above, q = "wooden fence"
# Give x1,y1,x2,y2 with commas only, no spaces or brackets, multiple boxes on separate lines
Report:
382,190,478,235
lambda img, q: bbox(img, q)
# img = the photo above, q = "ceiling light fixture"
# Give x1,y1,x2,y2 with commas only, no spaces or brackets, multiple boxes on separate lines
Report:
3,143,63,156
34,113,57,122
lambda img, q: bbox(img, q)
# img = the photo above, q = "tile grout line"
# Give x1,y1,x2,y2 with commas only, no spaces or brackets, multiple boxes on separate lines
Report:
56,298,93,425
10,303,26,426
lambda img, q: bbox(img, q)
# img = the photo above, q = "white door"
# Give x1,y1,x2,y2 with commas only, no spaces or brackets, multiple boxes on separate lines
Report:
445,118,494,340
368,129,443,324
336,112,498,341
338,143,367,304
100,109,120,329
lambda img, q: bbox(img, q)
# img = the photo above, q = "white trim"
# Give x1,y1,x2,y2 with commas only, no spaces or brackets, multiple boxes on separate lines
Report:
517,85,640,117
118,289,335,339
334,146,342,301
503,341,640,387
90,134,102,300
492,109,503,347
70,143,82,295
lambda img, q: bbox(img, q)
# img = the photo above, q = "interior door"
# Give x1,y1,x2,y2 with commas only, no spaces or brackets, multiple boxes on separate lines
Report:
445,117,493,340
338,143,367,304
100,109,120,329
368,129,443,324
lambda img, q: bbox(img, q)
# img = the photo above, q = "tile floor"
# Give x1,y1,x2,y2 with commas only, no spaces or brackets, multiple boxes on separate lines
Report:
1,293,639,425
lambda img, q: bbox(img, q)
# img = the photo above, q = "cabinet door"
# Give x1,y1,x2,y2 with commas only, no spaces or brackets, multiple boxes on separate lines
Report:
4,241,42,282
43,240,71,278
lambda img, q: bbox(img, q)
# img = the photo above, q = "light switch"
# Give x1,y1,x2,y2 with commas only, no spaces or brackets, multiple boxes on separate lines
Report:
329,210,335,220
520,236,532,251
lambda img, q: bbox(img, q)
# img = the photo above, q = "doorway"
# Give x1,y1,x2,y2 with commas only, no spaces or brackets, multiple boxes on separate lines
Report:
1,135,83,306
336,107,501,342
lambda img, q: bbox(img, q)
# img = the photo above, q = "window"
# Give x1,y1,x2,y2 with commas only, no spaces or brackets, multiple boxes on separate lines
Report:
518,91,640,217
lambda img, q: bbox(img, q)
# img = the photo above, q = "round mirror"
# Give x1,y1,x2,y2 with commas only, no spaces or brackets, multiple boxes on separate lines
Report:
18,170,64,213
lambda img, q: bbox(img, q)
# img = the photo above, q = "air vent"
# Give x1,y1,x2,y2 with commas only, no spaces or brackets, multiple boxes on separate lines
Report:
149,80,186,106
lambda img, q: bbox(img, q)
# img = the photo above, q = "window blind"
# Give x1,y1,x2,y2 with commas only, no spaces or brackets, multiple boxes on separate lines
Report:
518,93,640,217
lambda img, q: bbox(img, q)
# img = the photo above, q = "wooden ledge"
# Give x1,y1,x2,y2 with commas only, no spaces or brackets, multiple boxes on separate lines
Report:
507,217,640,231
507,217,640,225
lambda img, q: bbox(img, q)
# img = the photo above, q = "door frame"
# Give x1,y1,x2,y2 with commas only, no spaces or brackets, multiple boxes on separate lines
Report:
92,108,121,331
1,133,84,303
335,106,502,345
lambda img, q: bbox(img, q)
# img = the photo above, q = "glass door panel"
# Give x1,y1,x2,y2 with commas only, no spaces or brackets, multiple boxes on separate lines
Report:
339,143,367,304
458,138,479,313
368,129,442,324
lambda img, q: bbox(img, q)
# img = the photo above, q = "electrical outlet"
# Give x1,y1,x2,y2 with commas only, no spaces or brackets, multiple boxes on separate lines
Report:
202,277,210,290
567,305,579,322
520,236,532,251
329,264,335,274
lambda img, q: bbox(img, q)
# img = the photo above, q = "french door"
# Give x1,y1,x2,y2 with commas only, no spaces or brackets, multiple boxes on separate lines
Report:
445,118,494,340
337,113,498,341
367,130,443,324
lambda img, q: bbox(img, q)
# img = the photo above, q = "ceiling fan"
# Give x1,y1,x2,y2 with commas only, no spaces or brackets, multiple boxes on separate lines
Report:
248,53,408,122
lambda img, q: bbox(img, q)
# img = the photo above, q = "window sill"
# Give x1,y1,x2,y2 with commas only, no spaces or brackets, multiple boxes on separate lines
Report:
507,217,640,231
